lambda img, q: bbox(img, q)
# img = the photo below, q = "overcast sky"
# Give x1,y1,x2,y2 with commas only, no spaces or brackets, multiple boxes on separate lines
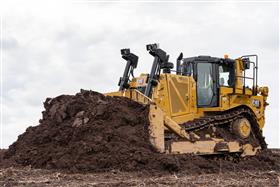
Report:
0,1,279,148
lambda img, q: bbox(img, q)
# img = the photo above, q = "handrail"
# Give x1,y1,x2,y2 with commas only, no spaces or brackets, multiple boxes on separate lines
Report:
240,55,258,95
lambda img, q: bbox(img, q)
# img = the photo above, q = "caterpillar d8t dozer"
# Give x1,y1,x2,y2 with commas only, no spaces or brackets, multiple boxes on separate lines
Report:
106,44,269,156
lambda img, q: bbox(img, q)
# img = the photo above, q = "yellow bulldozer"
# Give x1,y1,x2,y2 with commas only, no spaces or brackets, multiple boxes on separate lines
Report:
106,44,269,156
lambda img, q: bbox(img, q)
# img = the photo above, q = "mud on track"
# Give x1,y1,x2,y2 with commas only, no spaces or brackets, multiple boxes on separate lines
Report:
0,90,279,176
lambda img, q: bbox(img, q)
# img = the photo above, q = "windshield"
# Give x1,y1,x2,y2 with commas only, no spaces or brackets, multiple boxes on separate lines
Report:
197,63,214,106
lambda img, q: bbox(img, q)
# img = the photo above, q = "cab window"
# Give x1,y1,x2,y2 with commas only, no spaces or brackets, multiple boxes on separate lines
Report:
219,65,234,87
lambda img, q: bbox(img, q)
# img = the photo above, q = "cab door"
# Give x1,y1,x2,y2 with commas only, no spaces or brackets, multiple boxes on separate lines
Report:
195,62,218,107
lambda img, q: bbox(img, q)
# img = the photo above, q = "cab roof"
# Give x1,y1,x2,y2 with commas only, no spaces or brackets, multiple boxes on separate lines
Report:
182,56,235,66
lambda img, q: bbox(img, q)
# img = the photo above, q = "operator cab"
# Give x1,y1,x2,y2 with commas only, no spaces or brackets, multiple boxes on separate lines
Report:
180,56,235,108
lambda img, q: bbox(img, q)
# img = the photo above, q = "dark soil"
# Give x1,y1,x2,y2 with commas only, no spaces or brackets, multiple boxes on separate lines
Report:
1,90,279,174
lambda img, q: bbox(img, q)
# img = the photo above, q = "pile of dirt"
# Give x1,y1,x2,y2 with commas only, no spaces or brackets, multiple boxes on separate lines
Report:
1,90,280,174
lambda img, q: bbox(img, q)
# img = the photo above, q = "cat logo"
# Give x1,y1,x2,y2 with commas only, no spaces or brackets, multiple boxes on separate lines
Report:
252,99,261,108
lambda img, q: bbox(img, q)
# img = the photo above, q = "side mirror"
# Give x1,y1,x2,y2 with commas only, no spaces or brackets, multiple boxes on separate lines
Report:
242,58,250,69
244,61,250,69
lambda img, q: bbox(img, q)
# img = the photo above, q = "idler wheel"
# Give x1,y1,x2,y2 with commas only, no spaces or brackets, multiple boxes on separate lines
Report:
232,118,251,139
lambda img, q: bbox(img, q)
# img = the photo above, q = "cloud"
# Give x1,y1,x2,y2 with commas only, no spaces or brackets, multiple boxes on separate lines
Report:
1,2,279,148
2,36,18,50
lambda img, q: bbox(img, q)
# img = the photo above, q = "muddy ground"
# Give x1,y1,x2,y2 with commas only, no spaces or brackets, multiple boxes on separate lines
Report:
0,90,279,186
0,150,279,187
